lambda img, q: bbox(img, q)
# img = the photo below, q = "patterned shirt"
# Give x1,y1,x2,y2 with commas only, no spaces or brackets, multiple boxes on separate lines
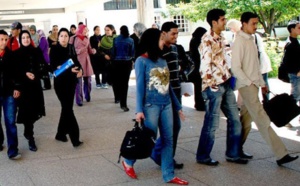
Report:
199,30,231,91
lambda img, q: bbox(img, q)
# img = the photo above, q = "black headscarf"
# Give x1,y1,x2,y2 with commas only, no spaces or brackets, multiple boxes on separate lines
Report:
19,30,35,49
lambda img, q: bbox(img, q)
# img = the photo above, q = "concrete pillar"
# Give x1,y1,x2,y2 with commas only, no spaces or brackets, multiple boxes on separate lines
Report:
136,0,154,28
76,11,87,25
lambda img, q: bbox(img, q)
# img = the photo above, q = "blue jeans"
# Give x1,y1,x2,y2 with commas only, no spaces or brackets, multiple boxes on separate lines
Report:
152,88,181,163
0,96,19,157
196,81,242,162
289,73,300,102
124,103,174,182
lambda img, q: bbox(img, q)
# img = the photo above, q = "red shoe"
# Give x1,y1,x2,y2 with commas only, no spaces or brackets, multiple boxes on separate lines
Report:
168,177,189,185
122,161,137,179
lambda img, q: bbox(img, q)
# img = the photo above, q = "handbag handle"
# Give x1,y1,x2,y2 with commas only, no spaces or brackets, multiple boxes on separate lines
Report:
133,119,145,128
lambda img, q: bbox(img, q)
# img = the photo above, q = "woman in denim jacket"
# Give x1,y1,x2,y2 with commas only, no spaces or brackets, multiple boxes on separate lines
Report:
121,29,188,185
112,26,134,112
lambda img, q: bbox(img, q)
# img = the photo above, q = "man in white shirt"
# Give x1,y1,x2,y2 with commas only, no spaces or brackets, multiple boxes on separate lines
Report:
231,12,298,166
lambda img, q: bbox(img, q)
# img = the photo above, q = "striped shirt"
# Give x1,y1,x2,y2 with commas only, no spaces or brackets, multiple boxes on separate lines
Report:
162,45,181,91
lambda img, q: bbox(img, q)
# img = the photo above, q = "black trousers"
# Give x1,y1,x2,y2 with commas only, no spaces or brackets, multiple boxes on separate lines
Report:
112,60,132,107
192,75,205,110
54,80,80,145
24,121,35,141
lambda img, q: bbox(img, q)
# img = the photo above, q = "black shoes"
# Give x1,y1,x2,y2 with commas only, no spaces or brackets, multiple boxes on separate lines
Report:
226,158,248,164
115,100,120,104
241,152,253,159
197,159,219,166
29,139,37,152
55,135,68,142
73,141,83,147
121,107,130,112
174,161,184,169
277,154,299,166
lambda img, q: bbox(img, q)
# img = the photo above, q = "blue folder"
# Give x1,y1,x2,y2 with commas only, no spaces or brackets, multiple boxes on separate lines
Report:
53,59,74,77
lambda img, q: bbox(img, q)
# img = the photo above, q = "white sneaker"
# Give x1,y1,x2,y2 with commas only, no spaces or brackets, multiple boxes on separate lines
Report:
96,84,102,89
285,123,293,128
9,153,21,160
103,84,109,89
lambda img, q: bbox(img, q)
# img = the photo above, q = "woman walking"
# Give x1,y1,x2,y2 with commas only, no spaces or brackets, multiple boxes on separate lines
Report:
14,30,46,152
112,26,134,111
37,29,51,90
121,29,188,185
99,24,117,90
89,26,103,88
71,24,96,106
50,28,83,147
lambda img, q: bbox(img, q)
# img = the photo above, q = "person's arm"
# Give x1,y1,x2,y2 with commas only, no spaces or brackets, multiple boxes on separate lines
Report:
199,38,213,80
130,39,135,59
135,57,146,113
231,39,252,86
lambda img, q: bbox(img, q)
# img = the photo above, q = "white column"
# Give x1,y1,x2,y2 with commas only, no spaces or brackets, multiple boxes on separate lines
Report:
136,0,154,28
76,11,86,25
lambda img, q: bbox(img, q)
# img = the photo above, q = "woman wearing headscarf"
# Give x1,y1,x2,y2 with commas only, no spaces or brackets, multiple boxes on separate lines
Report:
14,30,46,152
48,25,59,49
50,28,83,147
70,24,96,106
37,29,51,90
99,24,117,90
111,25,134,112
29,25,39,47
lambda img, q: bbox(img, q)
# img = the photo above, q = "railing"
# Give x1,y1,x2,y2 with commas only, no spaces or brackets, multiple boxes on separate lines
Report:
104,0,160,10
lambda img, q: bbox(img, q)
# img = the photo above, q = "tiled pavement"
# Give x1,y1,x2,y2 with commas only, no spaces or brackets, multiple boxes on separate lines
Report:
0,77,299,186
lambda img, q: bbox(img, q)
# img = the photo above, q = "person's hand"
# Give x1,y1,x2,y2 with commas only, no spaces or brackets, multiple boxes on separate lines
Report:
135,112,145,123
183,93,190,97
178,110,185,122
92,48,96,54
104,55,110,60
13,90,20,98
261,86,269,95
26,72,35,80
76,69,83,78
297,71,300,77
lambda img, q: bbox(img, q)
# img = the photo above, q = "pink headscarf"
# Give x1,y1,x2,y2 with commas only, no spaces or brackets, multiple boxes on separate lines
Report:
76,24,87,40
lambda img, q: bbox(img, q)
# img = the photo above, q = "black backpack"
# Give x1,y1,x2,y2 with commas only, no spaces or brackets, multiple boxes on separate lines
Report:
118,119,156,163
278,42,291,83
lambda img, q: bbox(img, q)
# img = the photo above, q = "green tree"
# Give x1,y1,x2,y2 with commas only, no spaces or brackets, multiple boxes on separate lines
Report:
168,0,300,34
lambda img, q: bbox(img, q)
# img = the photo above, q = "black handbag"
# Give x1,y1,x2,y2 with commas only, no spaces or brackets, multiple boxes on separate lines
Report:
263,92,300,127
118,119,156,163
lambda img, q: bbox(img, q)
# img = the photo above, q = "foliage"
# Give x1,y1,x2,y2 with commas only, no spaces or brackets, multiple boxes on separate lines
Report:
167,0,300,34
264,39,282,78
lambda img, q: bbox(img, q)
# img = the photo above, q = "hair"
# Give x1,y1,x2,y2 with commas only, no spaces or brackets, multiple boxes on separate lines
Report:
133,22,146,38
78,22,83,25
206,9,226,27
58,28,70,39
93,25,99,31
70,24,77,29
0,29,8,36
138,28,162,61
241,12,259,24
19,30,33,48
287,21,299,33
192,27,207,39
52,25,58,28
105,24,116,35
120,25,129,37
161,22,178,32
226,19,242,30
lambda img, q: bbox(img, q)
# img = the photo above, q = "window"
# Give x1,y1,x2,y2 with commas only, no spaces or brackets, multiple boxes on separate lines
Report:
104,0,160,10
154,15,161,27
173,15,189,32
167,0,191,4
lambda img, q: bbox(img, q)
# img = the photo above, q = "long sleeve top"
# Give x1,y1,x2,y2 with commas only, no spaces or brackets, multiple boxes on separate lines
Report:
112,35,135,61
284,36,300,74
135,56,182,113
38,37,50,64
231,30,265,89
199,30,231,91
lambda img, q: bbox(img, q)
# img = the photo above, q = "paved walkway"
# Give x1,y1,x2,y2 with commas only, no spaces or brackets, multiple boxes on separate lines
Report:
0,77,299,186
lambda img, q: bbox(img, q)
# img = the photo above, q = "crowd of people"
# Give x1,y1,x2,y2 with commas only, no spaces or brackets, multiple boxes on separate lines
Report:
0,8,299,185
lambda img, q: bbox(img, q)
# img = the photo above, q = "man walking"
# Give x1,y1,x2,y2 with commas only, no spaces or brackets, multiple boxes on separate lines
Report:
196,9,247,166
0,30,21,160
231,12,298,166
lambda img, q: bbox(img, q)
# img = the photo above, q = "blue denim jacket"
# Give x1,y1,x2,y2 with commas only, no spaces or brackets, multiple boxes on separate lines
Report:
112,35,134,61
135,56,182,113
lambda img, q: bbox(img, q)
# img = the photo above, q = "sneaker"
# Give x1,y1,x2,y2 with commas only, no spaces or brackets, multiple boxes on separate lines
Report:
96,84,102,89
102,84,109,89
9,153,21,160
